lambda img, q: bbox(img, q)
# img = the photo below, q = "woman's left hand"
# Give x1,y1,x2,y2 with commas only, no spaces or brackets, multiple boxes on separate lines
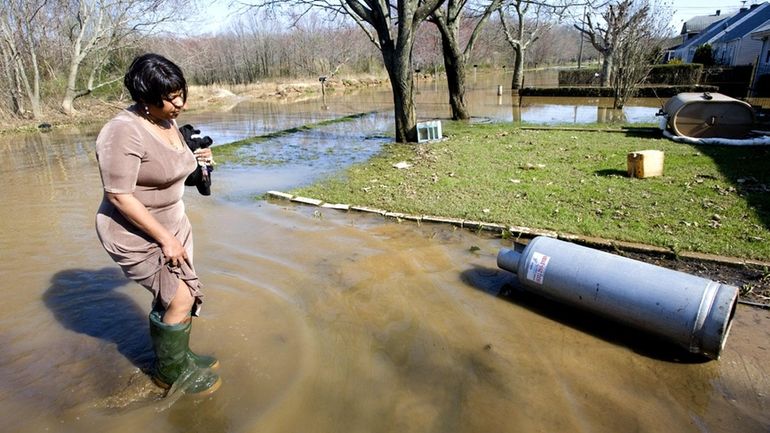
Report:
193,148,213,166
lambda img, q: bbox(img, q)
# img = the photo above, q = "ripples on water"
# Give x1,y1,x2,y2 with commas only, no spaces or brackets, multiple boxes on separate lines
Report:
0,78,768,432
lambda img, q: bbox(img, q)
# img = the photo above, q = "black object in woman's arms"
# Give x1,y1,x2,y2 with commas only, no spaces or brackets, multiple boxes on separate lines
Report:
179,124,214,196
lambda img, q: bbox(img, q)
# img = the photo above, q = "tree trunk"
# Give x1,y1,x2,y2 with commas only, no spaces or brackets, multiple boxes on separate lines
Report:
511,46,524,90
440,34,469,120
430,0,501,121
0,49,24,115
11,50,41,119
10,68,24,115
61,56,81,115
383,47,417,143
0,30,41,118
601,52,613,86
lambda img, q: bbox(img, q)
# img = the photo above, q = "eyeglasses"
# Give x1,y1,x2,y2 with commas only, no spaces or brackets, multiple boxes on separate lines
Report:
163,93,185,107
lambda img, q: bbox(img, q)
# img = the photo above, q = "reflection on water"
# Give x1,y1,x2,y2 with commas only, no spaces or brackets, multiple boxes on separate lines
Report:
509,99,639,124
0,77,768,433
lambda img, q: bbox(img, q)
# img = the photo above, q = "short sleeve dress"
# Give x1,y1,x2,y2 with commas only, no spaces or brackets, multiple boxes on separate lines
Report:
95,108,204,315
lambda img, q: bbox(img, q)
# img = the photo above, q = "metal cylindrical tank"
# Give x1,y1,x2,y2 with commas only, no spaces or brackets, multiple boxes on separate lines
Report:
497,237,738,359
663,92,754,138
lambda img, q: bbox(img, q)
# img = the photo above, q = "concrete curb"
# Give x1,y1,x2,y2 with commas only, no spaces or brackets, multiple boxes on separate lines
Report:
266,190,770,269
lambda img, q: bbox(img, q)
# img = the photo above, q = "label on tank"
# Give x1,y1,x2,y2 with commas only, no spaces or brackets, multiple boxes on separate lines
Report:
526,252,550,284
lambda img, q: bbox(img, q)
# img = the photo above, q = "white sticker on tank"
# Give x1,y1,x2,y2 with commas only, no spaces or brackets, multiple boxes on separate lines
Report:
526,252,550,285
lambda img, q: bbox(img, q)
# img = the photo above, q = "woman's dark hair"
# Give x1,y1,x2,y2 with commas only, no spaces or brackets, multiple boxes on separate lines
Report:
123,53,187,107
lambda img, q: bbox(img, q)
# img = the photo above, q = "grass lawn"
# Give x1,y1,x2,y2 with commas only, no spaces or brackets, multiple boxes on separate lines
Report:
291,121,770,261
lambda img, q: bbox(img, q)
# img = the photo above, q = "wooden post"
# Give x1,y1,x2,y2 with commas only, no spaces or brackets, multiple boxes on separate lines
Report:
319,76,327,107
747,55,760,99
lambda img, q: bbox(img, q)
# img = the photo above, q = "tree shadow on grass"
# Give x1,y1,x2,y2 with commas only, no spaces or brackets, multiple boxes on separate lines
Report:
620,126,662,138
692,144,770,231
42,267,154,370
459,264,710,364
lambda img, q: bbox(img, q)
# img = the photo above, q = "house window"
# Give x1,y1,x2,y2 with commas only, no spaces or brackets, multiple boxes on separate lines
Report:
766,47,770,63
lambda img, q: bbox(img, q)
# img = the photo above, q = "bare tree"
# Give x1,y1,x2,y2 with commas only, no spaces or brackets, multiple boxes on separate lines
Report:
244,1,446,143
609,0,669,108
498,0,569,92
573,0,648,87
347,1,451,141
527,22,598,67
60,0,189,115
283,13,362,78
0,0,47,119
172,9,381,85
428,0,502,120
412,20,443,74
0,46,23,116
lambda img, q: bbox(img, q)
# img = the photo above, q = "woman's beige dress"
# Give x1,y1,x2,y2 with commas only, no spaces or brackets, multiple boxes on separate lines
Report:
95,109,204,315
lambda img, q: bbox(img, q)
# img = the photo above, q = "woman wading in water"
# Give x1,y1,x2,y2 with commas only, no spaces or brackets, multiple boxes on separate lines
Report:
95,53,220,396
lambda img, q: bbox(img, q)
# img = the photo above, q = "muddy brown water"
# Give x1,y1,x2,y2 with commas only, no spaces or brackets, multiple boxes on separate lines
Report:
1,79,769,432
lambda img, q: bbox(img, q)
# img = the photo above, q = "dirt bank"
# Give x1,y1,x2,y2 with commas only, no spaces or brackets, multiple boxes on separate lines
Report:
0,75,389,135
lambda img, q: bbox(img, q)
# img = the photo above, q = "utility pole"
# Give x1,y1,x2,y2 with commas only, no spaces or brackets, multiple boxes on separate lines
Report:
578,6,586,69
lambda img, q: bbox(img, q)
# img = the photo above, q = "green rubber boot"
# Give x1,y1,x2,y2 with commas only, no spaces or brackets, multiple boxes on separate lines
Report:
188,344,220,370
149,310,221,396
151,310,220,370
183,313,220,370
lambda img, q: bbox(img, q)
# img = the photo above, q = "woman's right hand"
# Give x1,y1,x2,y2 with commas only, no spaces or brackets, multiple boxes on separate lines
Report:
160,236,188,268
107,193,190,267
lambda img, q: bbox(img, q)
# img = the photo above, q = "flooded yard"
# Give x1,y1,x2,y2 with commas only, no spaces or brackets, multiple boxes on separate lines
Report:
0,73,768,432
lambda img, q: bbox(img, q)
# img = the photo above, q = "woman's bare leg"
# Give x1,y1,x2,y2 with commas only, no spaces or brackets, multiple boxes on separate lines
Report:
163,279,195,324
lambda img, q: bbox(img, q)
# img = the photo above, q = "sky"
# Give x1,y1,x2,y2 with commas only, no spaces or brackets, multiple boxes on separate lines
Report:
188,1,763,36
668,1,761,32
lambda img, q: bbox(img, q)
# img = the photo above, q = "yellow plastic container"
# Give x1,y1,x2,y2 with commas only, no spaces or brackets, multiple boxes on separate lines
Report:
627,150,664,178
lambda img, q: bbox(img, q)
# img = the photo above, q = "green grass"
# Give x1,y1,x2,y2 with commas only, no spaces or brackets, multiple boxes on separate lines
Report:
291,121,770,261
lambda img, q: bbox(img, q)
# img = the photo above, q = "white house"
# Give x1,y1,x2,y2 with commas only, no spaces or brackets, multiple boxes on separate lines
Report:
711,3,770,66
669,3,770,64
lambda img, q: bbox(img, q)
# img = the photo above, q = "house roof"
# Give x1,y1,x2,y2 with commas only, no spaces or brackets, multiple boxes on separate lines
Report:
676,15,741,51
750,17,770,39
717,3,770,42
681,13,730,35
676,3,770,51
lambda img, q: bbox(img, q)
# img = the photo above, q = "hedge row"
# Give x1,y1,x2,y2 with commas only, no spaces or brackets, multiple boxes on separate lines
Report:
700,65,756,98
646,64,704,85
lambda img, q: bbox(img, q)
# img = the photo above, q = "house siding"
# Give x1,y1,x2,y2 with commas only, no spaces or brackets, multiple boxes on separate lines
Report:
757,39,770,78
717,37,765,65
712,3,770,66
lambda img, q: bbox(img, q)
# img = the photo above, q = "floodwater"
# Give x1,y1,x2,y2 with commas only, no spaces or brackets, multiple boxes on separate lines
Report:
1,73,769,433
416,69,664,124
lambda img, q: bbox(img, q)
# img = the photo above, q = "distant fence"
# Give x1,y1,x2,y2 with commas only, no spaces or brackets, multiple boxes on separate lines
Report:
755,73,770,97
701,65,754,98
557,64,755,98
520,85,718,98
558,64,703,86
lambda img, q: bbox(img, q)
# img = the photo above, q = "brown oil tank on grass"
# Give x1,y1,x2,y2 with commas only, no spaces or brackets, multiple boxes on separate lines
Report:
663,92,755,138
